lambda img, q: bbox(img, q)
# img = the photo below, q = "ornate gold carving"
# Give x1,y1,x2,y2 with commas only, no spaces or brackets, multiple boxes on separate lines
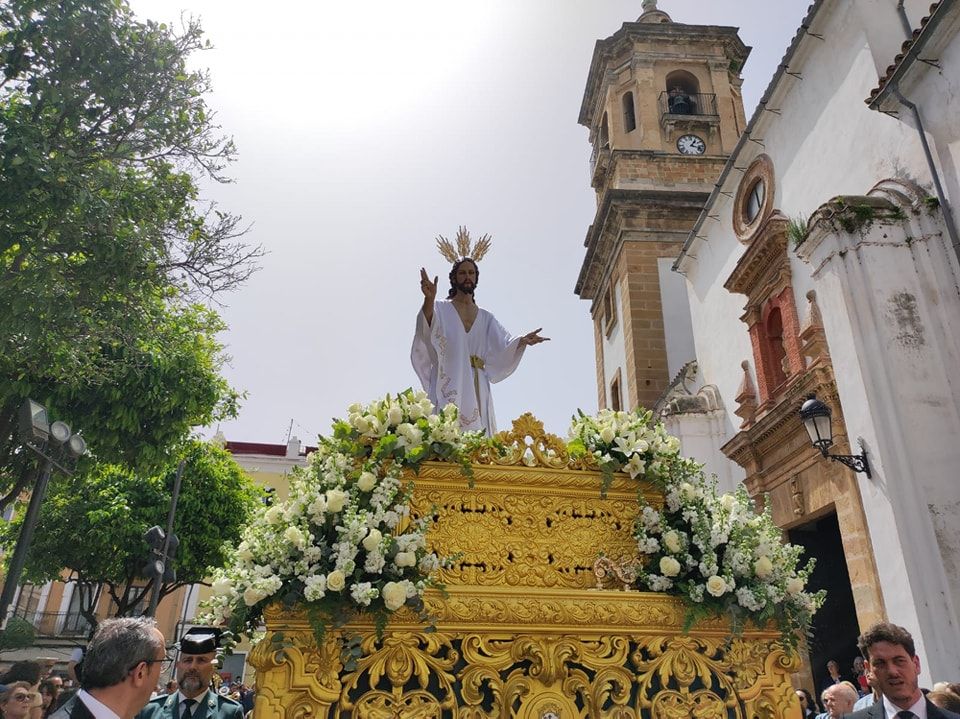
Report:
254,610,801,719
253,456,801,719
409,465,654,590
470,413,592,470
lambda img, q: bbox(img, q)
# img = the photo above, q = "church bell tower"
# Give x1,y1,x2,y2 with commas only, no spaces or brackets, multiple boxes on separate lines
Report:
575,1,749,411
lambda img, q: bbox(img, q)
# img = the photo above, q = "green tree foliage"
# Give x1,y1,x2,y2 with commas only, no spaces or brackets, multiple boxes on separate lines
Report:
0,0,261,501
0,440,262,632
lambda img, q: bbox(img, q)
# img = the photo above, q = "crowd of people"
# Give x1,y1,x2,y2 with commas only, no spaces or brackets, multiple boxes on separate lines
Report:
1,617,955,718
0,621,253,719
797,621,960,718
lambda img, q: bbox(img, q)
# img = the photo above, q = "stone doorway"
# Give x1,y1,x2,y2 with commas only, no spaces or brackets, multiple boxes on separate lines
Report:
789,511,861,701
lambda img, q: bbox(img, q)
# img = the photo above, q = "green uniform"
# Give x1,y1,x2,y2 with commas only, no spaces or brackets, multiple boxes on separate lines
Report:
137,691,244,719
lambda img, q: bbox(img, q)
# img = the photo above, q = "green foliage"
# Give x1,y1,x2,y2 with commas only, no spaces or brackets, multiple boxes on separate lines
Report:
787,216,808,248
0,440,261,629
0,0,258,501
0,616,36,649
924,195,940,211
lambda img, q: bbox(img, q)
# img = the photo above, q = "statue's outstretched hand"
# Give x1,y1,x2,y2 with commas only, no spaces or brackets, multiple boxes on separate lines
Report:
519,328,550,347
420,267,438,301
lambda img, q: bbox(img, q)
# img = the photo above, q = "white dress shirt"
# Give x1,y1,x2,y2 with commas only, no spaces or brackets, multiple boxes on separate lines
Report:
882,694,928,719
76,690,122,719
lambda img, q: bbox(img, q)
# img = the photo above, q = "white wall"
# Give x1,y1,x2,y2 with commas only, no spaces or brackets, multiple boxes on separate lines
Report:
658,257,696,380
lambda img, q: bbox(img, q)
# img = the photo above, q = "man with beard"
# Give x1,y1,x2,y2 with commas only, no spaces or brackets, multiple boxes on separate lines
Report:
412,228,548,436
135,630,241,719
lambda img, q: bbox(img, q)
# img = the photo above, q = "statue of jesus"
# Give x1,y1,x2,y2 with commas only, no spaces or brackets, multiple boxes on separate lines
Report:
410,228,548,436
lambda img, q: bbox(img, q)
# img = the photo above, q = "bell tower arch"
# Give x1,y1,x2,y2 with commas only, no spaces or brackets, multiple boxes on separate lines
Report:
575,2,749,411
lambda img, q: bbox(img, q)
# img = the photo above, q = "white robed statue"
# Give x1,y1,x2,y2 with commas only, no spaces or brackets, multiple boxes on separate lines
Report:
411,227,549,436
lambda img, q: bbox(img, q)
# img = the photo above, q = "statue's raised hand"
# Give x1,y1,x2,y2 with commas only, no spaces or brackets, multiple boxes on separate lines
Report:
519,328,550,347
420,268,438,301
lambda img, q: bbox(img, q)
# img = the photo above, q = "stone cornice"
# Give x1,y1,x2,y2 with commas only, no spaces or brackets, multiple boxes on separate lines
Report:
575,183,709,301
580,23,750,127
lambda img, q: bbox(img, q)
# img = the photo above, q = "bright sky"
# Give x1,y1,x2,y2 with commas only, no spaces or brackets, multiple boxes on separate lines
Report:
127,0,810,445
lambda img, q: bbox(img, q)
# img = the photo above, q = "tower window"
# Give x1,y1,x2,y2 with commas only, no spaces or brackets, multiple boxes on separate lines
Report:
610,371,623,411
622,91,636,133
599,112,609,148
665,69,701,115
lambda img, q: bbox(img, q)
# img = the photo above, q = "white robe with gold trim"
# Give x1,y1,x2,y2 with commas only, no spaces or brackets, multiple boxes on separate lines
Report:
411,300,525,436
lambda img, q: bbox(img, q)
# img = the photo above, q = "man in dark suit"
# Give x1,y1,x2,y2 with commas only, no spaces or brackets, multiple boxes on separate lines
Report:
50,618,167,719
845,621,960,719
136,629,242,719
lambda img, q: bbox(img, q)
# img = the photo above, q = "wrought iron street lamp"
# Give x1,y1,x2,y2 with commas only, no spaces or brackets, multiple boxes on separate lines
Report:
799,395,871,478
0,400,87,629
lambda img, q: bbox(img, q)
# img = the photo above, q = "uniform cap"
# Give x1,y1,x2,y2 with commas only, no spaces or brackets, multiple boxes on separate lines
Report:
179,627,222,655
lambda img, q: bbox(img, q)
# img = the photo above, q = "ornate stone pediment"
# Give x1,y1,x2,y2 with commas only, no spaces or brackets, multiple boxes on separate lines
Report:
724,211,790,307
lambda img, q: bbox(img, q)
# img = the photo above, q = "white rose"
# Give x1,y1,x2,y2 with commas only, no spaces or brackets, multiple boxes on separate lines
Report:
264,506,284,525
387,405,403,425
283,526,305,549
325,489,348,513
242,587,266,606
754,555,774,579
362,529,382,552
659,556,682,577
599,426,615,444
786,577,805,595
354,416,370,433
211,577,233,595
706,575,728,597
237,540,254,562
719,493,736,511
680,482,698,501
381,581,407,611
326,570,346,591
407,403,424,420
663,530,682,554
394,551,417,568
356,472,377,492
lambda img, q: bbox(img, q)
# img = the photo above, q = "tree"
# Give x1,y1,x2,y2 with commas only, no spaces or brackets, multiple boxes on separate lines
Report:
0,0,261,497
0,440,262,633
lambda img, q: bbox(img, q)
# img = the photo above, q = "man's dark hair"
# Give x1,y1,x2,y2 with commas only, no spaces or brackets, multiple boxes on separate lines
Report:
0,661,42,686
447,258,479,299
80,617,164,690
857,621,916,659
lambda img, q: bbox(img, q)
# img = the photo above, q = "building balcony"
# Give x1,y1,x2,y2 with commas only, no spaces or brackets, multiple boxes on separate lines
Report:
658,91,719,129
12,609,93,638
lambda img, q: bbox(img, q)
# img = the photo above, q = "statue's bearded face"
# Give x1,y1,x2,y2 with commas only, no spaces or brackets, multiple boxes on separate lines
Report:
454,261,477,294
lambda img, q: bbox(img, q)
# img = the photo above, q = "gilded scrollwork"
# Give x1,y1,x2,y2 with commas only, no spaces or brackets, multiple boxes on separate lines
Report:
253,454,801,719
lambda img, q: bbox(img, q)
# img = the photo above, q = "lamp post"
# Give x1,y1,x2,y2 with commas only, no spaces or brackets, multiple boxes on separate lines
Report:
145,459,184,618
799,395,871,478
0,400,87,629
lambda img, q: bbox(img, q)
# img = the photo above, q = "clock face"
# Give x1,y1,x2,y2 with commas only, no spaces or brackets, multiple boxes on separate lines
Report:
677,134,706,155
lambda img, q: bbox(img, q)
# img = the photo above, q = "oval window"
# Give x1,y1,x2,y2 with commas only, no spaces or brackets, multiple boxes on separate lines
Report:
745,179,765,223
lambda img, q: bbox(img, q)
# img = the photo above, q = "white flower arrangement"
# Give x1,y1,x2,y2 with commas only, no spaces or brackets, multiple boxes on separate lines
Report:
634,469,825,645
199,389,483,640
567,407,684,494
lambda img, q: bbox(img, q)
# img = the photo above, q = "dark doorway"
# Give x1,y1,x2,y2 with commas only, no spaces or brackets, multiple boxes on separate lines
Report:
788,511,861,704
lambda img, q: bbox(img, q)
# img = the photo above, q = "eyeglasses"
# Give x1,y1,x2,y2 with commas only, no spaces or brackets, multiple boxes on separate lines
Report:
11,694,34,703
